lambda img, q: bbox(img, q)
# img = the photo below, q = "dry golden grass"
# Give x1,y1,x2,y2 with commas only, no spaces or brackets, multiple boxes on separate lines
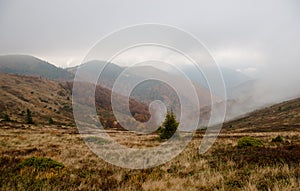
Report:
0,73,73,125
0,123,299,191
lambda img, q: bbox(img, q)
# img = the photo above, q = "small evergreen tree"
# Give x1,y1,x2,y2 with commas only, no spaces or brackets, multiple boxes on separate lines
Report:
26,109,33,124
48,117,54,125
159,110,179,139
4,114,11,122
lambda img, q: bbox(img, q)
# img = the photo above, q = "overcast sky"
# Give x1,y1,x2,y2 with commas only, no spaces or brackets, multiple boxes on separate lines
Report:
0,0,299,78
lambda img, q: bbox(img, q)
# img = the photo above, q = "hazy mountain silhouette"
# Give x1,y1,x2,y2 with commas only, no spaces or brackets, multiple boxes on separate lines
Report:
0,55,74,80
179,65,252,96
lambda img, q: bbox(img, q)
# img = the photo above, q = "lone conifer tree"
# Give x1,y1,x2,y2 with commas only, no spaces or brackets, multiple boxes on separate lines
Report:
48,117,54,125
26,109,33,124
159,110,179,139
4,114,11,122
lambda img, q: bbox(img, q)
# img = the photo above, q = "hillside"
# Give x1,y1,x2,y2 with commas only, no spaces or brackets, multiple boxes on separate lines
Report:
1,93,300,190
0,73,73,125
0,73,150,128
0,55,74,80
223,97,300,133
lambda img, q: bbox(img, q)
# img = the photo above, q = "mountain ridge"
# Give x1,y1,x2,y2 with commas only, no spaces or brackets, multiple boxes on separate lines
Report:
0,55,74,81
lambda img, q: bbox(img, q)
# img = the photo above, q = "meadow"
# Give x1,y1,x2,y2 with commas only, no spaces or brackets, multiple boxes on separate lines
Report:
0,122,299,191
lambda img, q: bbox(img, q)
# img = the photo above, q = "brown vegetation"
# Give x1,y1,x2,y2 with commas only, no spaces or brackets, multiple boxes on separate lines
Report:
0,73,299,190
0,73,150,128
0,121,299,190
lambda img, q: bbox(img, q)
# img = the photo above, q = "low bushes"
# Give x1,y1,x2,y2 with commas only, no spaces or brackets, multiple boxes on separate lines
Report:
84,136,111,145
272,135,284,143
17,157,64,170
237,136,263,148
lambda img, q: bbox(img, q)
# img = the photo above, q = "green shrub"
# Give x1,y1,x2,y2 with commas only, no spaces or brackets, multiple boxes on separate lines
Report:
237,136,263,148
84,136,111,145
272,135,284,143
0,140,7,146
18,157,64,169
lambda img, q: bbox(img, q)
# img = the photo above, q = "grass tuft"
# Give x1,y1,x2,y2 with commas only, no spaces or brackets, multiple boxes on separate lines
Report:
83,136,111,145
17,157,64,170
237,136,263,148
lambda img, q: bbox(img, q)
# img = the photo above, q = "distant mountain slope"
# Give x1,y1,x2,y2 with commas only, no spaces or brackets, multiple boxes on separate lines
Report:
179,65,252,96
227,79,257,100
127,65,216,107
0,55,74,80
68,61,216,107
67,60,124,87
223,97,300,132
0,73,150,128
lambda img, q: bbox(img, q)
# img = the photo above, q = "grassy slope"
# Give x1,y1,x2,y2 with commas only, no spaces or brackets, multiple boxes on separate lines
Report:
0,96,299,190
223,97,300,133
0,73,150,128
0,73,73,125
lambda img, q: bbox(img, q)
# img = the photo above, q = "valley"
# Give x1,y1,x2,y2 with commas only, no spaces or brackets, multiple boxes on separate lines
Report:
0,55,299,190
